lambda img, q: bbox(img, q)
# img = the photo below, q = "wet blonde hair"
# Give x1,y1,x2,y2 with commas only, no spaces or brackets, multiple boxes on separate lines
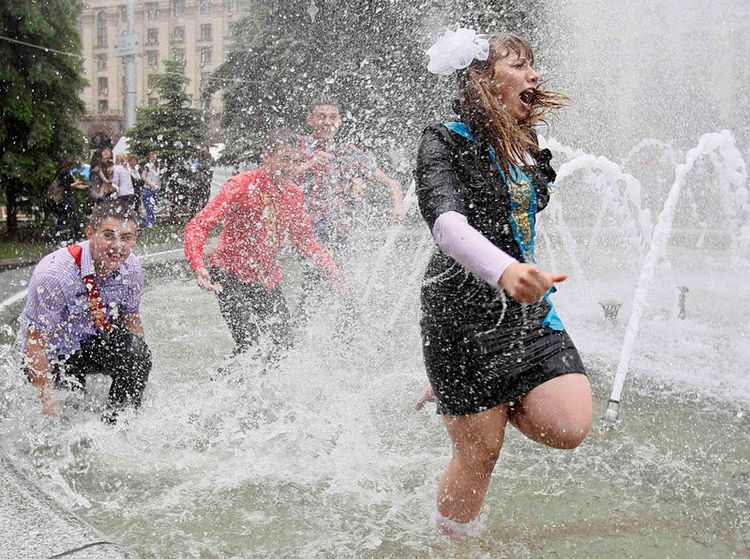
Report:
115,153,127,165
456,35,568,170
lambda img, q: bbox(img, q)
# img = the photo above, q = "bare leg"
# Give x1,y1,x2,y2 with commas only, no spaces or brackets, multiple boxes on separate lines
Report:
437,405,509,524
509,373,592,449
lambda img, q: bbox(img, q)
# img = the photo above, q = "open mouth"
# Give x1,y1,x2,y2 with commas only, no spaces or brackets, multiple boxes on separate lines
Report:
519,89,537,107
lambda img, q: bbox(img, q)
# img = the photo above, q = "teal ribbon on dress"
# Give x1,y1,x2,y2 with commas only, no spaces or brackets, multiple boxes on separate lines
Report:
442,122,563,330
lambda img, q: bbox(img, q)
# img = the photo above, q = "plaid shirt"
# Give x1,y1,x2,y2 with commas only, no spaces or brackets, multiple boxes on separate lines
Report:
298,135,377,240
19,241,144,359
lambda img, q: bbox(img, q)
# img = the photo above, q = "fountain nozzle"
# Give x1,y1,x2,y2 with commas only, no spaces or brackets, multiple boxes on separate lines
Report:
678,286,689,320
599,299,623,323
602,399,620,424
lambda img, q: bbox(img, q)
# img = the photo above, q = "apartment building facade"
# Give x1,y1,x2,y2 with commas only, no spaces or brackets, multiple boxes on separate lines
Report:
77,0,246,143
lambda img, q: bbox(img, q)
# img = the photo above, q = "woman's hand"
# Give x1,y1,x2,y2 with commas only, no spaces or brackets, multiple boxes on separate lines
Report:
194,267,222,294
499,263,567,304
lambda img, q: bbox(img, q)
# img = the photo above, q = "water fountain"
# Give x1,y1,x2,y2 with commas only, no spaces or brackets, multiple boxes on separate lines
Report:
1,1,749,556
603,129,748,424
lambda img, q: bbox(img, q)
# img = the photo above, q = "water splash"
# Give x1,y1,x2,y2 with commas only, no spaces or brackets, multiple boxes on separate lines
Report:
605,129,747,422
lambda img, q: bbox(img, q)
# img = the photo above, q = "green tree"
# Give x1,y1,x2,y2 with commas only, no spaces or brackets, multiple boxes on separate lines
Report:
208,0,535,165
128,59,208,221
0,0,86,237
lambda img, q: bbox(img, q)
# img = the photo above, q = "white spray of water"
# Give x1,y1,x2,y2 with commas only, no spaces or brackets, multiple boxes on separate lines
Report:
556,152,652,257
620,138,679,170
608,129,744,406
361,178,417,305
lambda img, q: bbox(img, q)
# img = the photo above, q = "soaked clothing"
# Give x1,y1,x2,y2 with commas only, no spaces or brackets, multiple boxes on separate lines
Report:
19,241,143,359
297,135,377,248
209,266,292,360
20,242,150,421
415,122,585,415
183,167,338,289
41,328,151,420
184,167,338,356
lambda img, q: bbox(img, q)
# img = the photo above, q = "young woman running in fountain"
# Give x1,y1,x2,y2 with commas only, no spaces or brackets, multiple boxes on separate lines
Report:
414,29,592,535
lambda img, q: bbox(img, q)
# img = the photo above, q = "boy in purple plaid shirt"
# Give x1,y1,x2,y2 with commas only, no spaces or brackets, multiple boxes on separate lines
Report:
20,199,151,423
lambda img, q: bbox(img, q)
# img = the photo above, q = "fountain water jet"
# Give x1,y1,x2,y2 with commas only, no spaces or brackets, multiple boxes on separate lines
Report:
620,138,680,170
604,129,747,424
360,178,417,306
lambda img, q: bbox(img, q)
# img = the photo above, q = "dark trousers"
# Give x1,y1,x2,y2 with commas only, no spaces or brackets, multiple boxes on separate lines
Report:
209,266,293,361
118,194,137,212
49,329,151,421
54,193,83,243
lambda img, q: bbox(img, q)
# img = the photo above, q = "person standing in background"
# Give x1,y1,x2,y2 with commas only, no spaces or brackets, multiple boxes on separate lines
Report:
140,150,160,228
50,154,85,244
127,154,144,217
113,154,136,209
188,146,214,218
89,148,115,203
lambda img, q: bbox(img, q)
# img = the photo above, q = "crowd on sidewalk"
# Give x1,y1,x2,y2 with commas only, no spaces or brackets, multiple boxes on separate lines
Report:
49,145,214,243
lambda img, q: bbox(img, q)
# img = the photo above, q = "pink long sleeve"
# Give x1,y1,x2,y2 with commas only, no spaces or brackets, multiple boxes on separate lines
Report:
431,211,518,288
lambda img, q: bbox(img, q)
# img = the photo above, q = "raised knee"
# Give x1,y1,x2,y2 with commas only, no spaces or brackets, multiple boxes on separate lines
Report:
547,420,590,449
121,335,152,378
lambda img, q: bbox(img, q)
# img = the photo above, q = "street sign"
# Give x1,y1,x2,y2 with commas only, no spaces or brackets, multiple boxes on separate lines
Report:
114,33,139,57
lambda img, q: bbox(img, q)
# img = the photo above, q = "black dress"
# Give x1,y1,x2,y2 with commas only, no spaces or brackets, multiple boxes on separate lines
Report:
53,170,82,242
415,123,585,416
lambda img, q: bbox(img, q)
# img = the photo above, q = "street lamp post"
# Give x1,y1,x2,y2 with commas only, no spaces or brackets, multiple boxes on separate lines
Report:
124,0,137,130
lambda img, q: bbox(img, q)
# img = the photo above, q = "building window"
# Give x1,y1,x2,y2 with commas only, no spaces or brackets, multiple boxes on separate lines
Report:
76,17,83,37
147,74,159,91
98,77,108,96
227,0,239,13
200,24,212,41
146,2,159,20
147,28,158,45
173,26,185,42
147,50,159,68
98,100,109,114
96,12,107,47
120,5,127,22
172,0,185,17
199,46,212,66
200,0,213,15
173,48,185,62
96,54,108,70
148,97,159,106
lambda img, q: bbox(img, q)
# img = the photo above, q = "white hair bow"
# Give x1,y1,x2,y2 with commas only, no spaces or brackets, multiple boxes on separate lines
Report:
426,27,490,75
